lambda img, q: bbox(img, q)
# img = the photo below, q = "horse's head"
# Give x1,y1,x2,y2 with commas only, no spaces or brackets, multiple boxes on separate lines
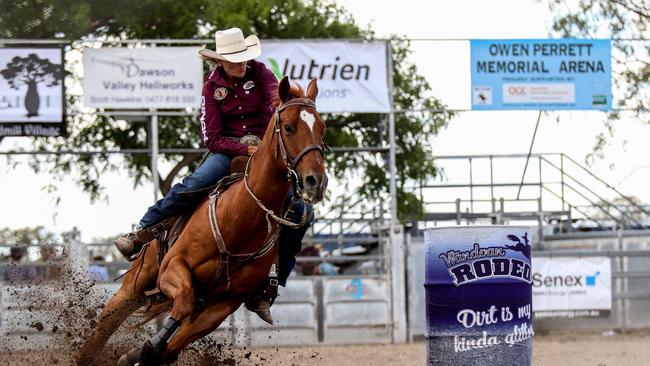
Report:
272,76,328,203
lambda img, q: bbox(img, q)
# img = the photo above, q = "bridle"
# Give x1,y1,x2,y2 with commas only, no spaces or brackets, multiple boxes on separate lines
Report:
272,97,324,182
243,97,324,232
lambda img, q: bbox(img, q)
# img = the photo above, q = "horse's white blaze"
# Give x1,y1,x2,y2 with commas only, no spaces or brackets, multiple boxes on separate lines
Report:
300,110,316,132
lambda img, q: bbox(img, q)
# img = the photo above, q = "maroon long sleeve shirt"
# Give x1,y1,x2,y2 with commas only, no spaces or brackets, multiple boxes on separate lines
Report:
198,59,279,156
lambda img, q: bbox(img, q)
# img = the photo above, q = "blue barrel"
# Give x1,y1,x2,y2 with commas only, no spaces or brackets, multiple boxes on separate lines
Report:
425,226,533,366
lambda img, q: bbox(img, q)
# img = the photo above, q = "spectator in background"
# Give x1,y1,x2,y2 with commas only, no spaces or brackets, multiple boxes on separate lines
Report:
38,244,62,281
297,245,339,276
3,246,37,283
89,255,109,282
297,245,320,276
316,262,339,275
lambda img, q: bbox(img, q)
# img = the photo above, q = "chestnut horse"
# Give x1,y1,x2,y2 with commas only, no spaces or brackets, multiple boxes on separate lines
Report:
76,77,327,365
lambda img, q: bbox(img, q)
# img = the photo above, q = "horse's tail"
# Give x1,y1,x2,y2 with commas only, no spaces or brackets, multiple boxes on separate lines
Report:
133,300,172,327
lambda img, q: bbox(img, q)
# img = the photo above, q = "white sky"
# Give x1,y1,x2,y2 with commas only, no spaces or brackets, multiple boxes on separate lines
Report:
2,0,650,241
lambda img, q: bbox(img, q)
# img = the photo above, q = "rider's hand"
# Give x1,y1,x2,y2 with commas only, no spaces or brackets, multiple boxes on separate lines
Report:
247,145,258,155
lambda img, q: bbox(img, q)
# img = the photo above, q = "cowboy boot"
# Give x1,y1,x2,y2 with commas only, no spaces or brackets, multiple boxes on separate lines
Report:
113,228,153,261
245,295,274,325
113,218,176,261
245,278,278,325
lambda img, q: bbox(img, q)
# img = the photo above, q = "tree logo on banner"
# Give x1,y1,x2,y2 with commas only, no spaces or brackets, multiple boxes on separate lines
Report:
0,53,61,117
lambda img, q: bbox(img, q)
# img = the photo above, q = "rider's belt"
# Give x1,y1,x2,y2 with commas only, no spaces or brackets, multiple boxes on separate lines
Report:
224,135,261,146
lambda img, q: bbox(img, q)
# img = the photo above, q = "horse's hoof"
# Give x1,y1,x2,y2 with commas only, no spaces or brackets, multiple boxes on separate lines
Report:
118,347,141,366
117,354,129,366
140,340,165,365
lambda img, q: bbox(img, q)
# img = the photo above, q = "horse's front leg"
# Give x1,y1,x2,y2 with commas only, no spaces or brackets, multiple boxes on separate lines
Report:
164,298,243,361
122,254,197,365
119,298,242,365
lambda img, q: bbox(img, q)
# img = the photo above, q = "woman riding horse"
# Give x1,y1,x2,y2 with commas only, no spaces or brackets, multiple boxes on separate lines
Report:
77,74,327,366
113,28,312,324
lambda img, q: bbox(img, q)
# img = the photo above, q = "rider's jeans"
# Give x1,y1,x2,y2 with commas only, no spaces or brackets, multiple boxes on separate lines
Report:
139,152,232,228
278,190,314,286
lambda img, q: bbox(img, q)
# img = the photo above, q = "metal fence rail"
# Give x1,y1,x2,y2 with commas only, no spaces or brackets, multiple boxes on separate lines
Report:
0,224,407,350
414,153,650,240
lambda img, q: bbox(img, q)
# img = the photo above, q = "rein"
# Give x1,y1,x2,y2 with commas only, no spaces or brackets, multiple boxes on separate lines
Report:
243,156,313,233
243,97,322,232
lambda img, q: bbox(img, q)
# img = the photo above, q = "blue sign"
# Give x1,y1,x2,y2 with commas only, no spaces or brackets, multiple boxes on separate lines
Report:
471,39,611,110
425,227,533,366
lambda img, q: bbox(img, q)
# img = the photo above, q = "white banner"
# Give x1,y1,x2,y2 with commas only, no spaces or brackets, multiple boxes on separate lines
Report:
83,47,202,109
532,257,612,318
0,47,64,136
262,41,390,113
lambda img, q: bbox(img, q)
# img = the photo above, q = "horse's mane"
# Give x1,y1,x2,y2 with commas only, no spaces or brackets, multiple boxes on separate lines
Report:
272,82,305,108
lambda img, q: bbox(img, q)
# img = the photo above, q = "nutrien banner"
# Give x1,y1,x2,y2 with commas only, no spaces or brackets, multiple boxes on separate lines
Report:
425,226,533,366
262,41,390,113
83,47,202,109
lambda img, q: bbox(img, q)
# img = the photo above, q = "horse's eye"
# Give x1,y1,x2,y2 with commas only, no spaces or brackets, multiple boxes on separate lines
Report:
284,123,294,134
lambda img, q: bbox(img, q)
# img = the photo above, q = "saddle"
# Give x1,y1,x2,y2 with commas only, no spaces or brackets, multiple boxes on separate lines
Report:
143,155,281,304
142,165,247,301
157,156,249,261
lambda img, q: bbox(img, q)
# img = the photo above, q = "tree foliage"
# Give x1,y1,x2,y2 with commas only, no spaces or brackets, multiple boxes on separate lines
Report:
1,0,453,222
547,0,650,162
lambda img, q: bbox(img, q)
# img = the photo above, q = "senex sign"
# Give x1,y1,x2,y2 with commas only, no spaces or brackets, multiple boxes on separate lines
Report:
532,256,612,318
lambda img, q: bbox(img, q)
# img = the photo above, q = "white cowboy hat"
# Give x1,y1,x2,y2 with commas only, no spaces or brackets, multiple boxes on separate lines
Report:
198,28,262,63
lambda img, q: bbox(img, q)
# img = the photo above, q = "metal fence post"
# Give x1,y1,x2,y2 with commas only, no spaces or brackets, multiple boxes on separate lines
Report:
618,228,627,333
490,156,495,213
538,198,544,242
386,41,398,225
150,109,159,201
389,225,407,343
560,154,565,211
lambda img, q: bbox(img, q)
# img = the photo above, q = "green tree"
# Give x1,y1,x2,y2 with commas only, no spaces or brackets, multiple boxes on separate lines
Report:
1,0,453,222
546,0,649,163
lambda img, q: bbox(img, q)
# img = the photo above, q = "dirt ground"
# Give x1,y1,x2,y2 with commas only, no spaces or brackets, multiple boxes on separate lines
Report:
3,330,650,365
244,331,650,366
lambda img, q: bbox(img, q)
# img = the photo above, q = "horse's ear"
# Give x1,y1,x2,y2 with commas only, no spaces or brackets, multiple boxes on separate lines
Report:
278,76,291,103
306,78,318,101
